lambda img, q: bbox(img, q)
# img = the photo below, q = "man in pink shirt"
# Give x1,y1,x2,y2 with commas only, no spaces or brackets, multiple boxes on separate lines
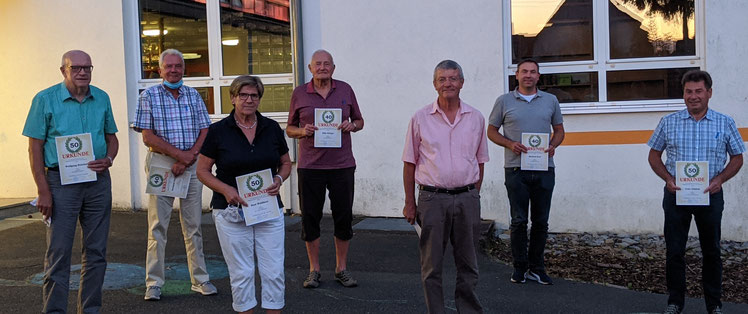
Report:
403,60,489,314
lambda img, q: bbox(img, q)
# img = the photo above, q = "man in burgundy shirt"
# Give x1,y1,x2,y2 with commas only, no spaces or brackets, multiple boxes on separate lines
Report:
287,49,364,288
403,60,489,313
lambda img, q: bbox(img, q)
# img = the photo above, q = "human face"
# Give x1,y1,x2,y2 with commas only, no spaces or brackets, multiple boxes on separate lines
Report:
433,68,464,101
60,52,92,90
683,80,712,115
159,54,184,83
516,62,540,92
233,85,260,117
308,51,335,81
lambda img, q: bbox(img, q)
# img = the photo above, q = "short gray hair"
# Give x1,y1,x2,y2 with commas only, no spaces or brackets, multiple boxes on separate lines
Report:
60,50,90,67
309,49,334,65
433,60,464,81
229,75,265,99
159,49,185,69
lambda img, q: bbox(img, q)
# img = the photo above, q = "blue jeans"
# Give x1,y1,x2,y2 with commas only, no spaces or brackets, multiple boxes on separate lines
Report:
504,168,555,271
663,188,724,311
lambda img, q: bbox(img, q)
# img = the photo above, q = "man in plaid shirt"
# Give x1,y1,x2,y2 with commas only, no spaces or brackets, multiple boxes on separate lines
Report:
648,70,745,314
134,49,216,301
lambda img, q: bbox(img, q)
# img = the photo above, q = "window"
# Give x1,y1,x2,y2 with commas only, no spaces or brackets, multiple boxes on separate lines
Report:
136,0,295,116
504,0,702,113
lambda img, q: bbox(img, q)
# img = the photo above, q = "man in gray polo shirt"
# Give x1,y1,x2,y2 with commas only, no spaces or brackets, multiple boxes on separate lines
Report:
487,59,565,285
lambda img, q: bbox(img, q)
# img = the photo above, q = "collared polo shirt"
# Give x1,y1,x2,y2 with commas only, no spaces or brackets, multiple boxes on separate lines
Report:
488,88,563,168
288,79,363,169
402,100,490,189
200,110,289,209
648,108,745,180
22,82,118,167
134,84,211,150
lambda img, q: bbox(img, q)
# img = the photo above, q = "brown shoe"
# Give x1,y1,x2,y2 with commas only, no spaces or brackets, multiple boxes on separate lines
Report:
303,271,321,288
334,270,358,287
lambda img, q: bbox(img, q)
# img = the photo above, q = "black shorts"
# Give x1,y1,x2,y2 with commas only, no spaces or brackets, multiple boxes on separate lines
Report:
297,167,355,241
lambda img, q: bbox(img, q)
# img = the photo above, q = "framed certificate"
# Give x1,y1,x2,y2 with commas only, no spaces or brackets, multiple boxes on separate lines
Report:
314,108,342,148
520,133,549,171
235,168,282,226
55,133,96,185
145,153,191,199
675,161,709,206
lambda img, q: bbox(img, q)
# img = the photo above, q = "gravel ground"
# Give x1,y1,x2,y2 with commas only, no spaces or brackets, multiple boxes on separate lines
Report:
481,230,748,304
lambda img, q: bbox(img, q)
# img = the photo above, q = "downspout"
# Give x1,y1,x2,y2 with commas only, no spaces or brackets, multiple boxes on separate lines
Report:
289,0,303,213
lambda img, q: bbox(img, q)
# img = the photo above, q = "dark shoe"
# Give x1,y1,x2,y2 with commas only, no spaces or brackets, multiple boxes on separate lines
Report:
303,271,321,288
709,306,722,314
525,269,553,285
510,268,526,283
663,304,681,314
334,270,358,287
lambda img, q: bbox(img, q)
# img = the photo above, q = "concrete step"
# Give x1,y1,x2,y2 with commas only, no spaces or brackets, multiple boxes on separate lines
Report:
0,199,37,221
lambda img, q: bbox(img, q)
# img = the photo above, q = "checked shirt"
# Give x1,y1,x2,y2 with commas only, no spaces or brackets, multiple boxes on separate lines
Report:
648,108,745,180
134,84,210,150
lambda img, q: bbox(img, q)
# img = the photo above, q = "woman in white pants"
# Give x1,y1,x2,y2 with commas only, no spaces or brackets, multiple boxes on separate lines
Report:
197,75,292,313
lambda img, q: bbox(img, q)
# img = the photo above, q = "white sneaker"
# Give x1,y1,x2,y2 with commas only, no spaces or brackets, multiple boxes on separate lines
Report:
191,281,218,296
144,286,161,301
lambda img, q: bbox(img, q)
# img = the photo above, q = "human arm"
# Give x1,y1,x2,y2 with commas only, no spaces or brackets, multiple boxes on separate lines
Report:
28,138,52,217
338,118,364,133
476,163,484,192
196,154,247,207
286,124,318,138
705,153,743,194
648,148,679,193
266,153,292,196
545,123,565,158
487,124,527,154
141,129,195,176
88,133,118,172
403,162,417,225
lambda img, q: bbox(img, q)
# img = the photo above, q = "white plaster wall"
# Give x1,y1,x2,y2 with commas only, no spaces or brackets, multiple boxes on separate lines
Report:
0,0,133,208
301,0,748,240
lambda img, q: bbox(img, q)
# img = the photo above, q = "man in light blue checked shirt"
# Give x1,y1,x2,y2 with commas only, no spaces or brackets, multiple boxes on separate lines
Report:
647,70,745,314
134,49,216,301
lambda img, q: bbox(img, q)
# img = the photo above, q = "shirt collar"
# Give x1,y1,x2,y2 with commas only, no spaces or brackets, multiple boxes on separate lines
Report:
57,82,93,102
511,88,541,101
678,108,715,121
429,99,472,115
305,79,337,94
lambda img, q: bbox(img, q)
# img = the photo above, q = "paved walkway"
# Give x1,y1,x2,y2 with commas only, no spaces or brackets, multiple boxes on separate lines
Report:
1,204,746,313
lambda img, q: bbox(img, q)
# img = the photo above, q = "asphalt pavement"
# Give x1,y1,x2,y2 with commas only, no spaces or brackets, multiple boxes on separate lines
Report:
1,205,746,314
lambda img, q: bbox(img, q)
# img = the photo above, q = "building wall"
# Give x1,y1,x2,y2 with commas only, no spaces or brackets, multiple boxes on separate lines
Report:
0,0,134,208
301,0,748,241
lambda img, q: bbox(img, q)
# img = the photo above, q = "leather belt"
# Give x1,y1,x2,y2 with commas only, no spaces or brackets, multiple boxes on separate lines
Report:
419,184,475,195
47,166,59,171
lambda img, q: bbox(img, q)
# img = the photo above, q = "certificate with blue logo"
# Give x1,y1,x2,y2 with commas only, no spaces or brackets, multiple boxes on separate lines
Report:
55,133,96,185
676,161,709,206
520,133,549,171
314,108,342,148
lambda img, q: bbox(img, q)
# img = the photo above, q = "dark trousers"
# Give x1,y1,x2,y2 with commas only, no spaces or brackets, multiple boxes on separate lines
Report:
43,169,112,314
297,167,355,241
416,188,483,314
663,188,724,311
504,168,555,271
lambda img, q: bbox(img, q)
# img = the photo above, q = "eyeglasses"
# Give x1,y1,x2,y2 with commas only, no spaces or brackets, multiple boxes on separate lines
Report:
68,66,94,73
436,76,461,84
237,93,260,101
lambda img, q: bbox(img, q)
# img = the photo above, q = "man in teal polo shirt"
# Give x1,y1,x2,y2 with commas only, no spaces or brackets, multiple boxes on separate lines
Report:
23,50,119,313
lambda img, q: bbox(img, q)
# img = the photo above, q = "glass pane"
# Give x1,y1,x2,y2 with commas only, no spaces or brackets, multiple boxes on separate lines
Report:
606,67,698,101
194,87,215,114
220,0,292,75
509,72,599,103
511,0,594,63
609,0,695,59
139,0,209,79
220,83,292,114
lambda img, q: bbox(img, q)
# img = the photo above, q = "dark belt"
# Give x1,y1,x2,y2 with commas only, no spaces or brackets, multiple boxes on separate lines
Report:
419,184,475,195
47,166,59,171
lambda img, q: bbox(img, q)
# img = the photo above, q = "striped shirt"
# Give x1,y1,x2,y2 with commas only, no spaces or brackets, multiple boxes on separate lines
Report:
648,109,745,180
134,84,211,150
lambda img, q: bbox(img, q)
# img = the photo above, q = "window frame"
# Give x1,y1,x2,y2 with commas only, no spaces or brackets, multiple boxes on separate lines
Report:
502,0,705,114
127,0,297,122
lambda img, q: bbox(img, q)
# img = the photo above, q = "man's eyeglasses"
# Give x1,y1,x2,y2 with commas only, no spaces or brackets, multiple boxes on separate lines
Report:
68,66,94,73
237,93,260,101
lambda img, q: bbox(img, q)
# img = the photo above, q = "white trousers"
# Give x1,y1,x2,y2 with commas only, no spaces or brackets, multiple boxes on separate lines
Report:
213,209,285,311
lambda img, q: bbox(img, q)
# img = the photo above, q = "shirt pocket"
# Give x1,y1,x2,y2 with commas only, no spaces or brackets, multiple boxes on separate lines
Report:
709,132,727,158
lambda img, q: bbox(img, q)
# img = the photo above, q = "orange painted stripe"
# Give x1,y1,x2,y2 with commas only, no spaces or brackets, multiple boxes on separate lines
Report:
563,128,748,146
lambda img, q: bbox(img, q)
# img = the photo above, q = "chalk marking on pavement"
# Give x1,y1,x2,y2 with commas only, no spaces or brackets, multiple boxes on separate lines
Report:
314,288,408,304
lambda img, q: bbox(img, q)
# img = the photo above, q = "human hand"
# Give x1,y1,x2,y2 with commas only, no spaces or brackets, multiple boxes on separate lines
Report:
665,179,681,193
704,177,723,194
544,144,556,158
338,121,356,133
36,191,53,218
266,176,282,196
177,150,197,166
403,201,417,225
510,142,528,155
302,124,318,137
87,157,112,173
171,162,186,177
222,187,247,207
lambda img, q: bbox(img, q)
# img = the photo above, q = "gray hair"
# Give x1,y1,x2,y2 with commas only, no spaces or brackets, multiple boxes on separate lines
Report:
229,75,265,99
309,49,334,65
433,60,464,81
159,49,185,69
